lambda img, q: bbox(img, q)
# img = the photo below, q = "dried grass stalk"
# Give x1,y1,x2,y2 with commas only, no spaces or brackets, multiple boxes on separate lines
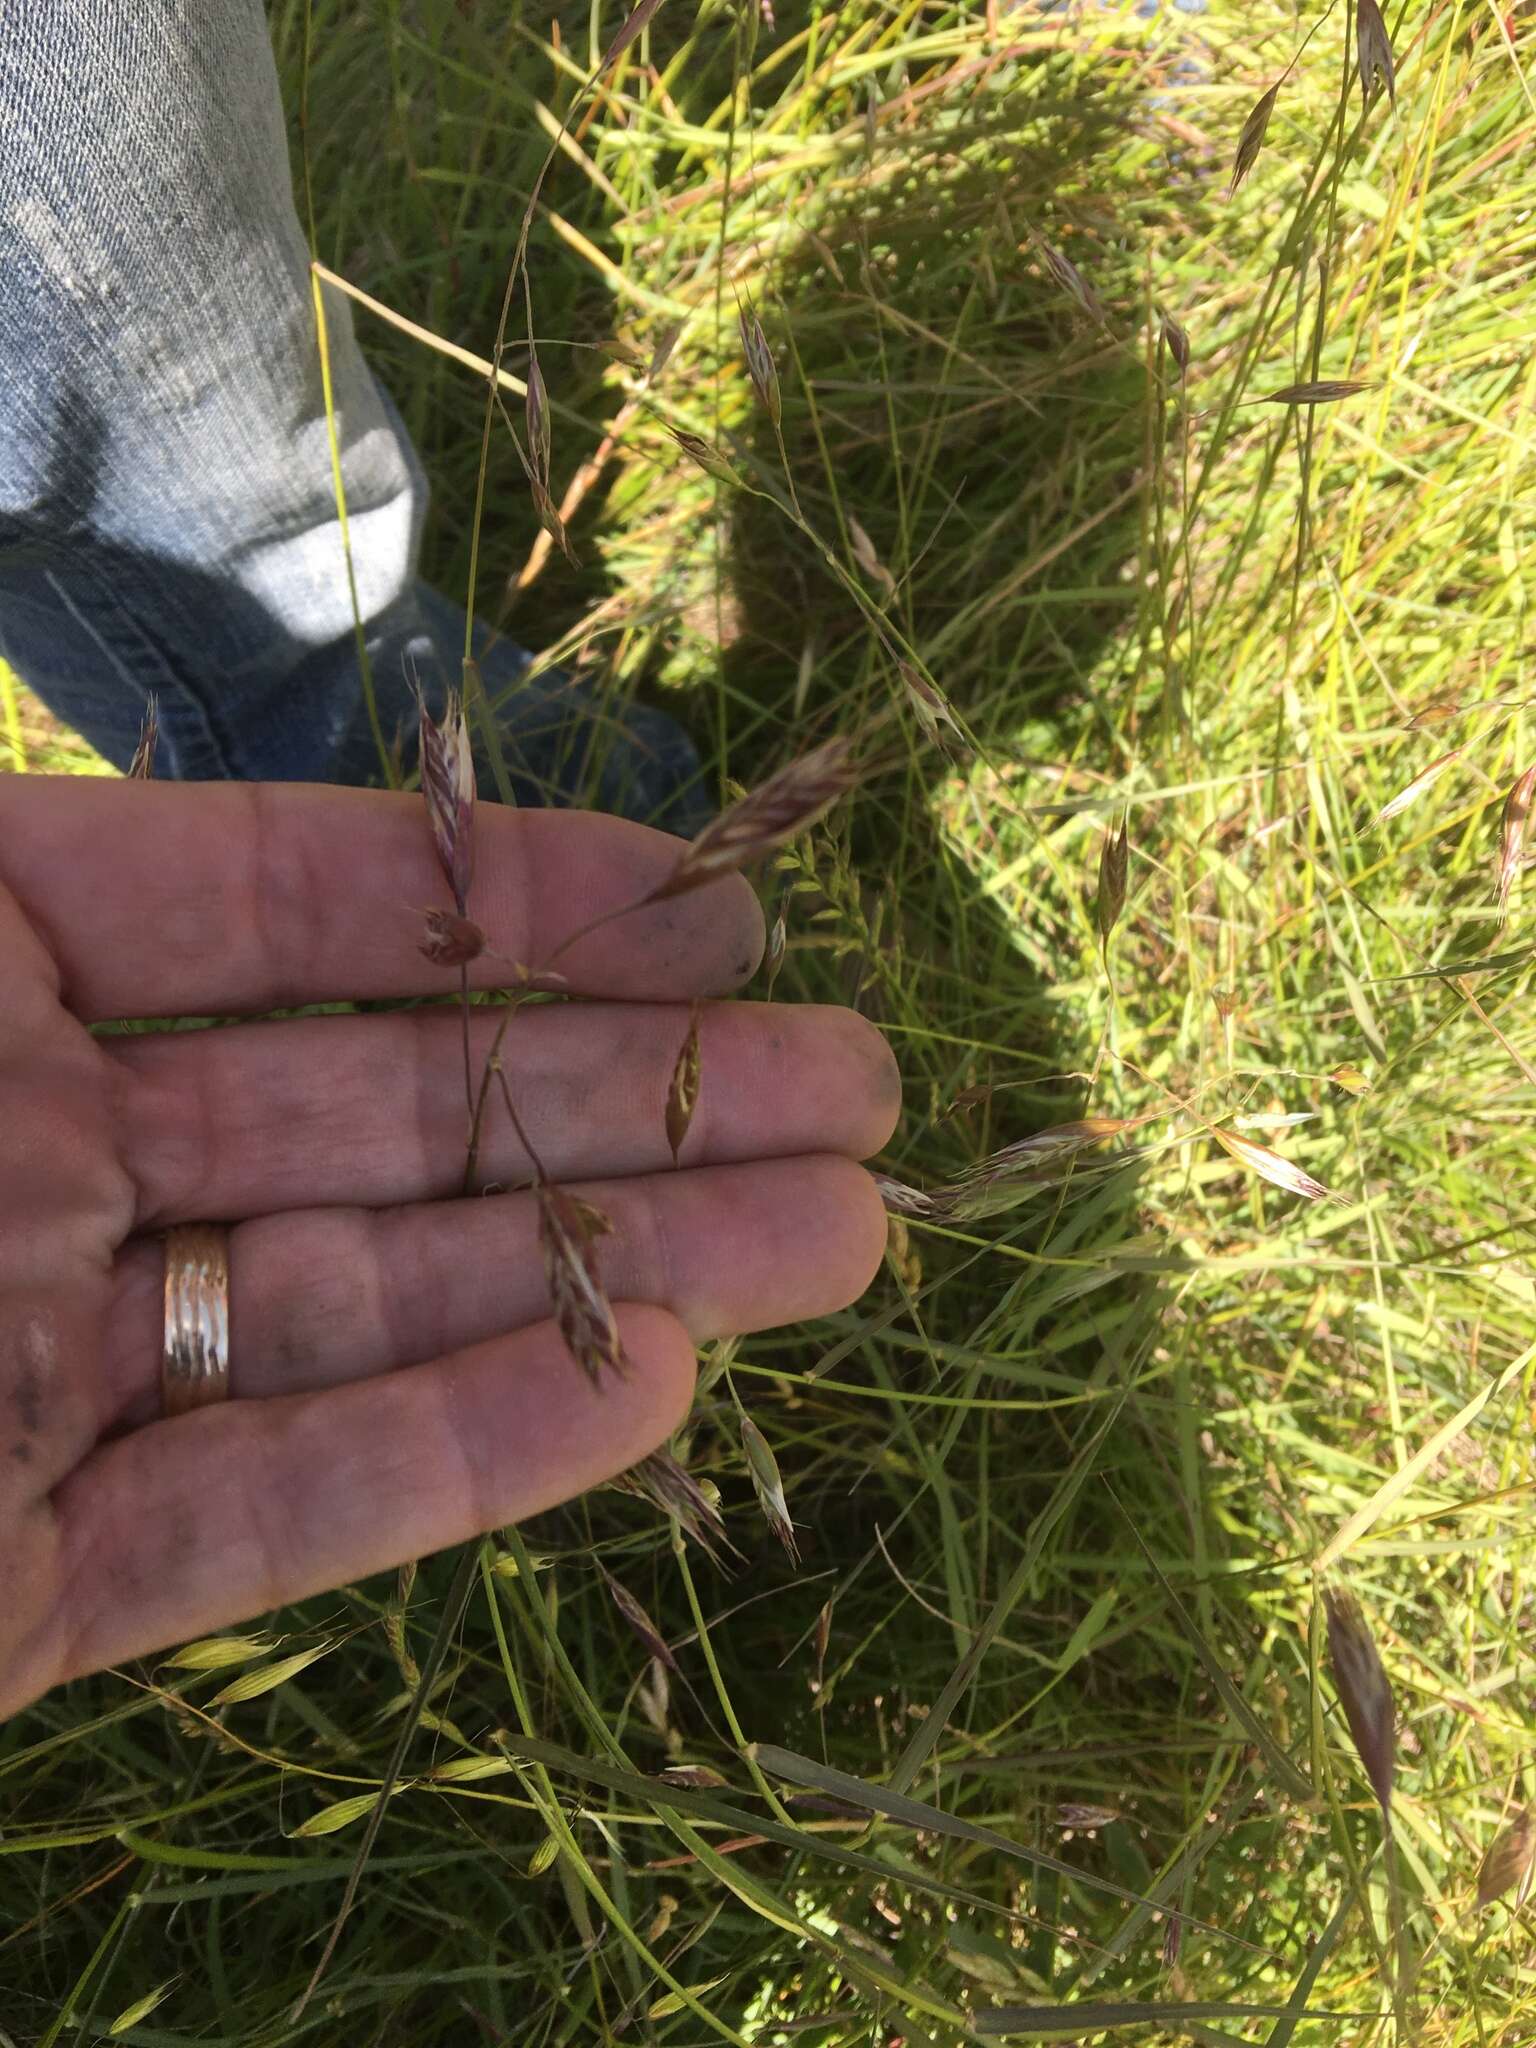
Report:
1323,1586,1396,1819
537,1185,627,1386
642,738,858,903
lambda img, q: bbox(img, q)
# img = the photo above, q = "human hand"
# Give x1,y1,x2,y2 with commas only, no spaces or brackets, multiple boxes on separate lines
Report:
0,779,898,1718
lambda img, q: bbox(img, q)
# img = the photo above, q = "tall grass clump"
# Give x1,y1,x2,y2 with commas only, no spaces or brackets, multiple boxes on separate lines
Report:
4,1,1535,2043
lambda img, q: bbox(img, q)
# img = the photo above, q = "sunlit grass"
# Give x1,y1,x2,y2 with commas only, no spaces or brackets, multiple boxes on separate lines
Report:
5,1,1535,2041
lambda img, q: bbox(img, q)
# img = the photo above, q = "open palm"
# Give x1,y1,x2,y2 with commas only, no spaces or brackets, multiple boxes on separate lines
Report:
1,779,897,1719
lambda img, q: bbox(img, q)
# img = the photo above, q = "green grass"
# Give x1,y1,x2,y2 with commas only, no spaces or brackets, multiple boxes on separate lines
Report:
6,0,1536,2040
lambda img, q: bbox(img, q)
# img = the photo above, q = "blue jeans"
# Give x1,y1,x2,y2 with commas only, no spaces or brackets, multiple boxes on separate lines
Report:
0,2,703,826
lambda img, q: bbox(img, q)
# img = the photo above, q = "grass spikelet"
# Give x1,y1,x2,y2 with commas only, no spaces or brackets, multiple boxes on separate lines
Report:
617,1449,732,1558
666,1001,702,1166
1030,230,1106,324
415,680,475,913
1357,0,1397,108
849,515,895,600
738,299,781,428
602,1568,679,1671
1262,379,1374,406
670,427,740,485
1329,1064,1372,1097
599,0,665,75
1096,814,1129,945
128,694,159,779
1211,1125,1333,1202
536,1185,627,1387
1228,83,1279,196
1323,1586,1396,1819
1371,746,1465,828
1407,699,1462,730
418,907,486,968
764,900,787,999
1495,764,1535,912
525,339,551,490
899,661,965,758
641,738,857,902
1159,310,1191,378
1477,1808,1535,1910
871,1172,948,1219
528,477,579,566
740,1414,800,1564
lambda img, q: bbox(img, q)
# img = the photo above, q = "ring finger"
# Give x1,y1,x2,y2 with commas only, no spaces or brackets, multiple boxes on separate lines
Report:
102,1154,888,1429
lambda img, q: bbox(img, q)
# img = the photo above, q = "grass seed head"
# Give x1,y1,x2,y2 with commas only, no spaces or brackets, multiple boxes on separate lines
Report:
129,695,159,779
529,478,579,567
419,908,487,968
740,1414,800,1565
1371,745,1464,828
1496,764,1535,912
1356,0,1397,107
1159,310,1191,378
525,341,551,490
738,300,781,428
765,901,787,997
1264,379,1374,406
1212,1125,1333,1202
899,662,964,759
1031,230,1106,324
1097,814,1129,944
536,1184,627,1387
1477,1808,1535,1910
1229,83,1279,196
872,1172,949,1219
666,1002,703,1166
603,1569,678,1671
618,1449,733,1559
1323,1586,1396,1819
416,680,476,913
671,427,740,485
644,737,858,902
658,1762,728,1790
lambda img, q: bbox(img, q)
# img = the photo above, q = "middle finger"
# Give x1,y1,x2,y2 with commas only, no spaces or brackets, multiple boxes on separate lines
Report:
111,1001,901,1226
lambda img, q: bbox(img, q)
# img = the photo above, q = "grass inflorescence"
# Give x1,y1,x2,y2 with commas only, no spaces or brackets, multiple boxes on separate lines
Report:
6,0,1536,2042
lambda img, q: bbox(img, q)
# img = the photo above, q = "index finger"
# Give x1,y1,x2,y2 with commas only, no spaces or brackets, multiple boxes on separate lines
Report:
0,780,764,1020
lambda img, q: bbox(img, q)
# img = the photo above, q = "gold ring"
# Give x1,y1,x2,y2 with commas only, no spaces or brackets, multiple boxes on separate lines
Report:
162,1225,231,1418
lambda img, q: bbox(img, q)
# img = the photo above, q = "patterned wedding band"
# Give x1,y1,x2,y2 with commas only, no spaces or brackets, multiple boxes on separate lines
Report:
162,1224,232,1418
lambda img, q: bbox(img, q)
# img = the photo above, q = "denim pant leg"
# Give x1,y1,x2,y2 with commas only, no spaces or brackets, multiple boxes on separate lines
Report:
0,1,706,826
